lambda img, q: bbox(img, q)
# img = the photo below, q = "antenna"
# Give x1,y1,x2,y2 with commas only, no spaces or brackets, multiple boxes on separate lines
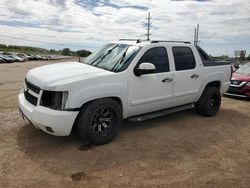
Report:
194,28,197,45
194,24,200,45
145,12,151,41
197,24,199,44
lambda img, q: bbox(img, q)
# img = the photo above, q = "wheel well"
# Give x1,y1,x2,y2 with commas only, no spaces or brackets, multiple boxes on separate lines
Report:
80,97,123,111
71,97,123,133
111,97,123,108
205,81,221,90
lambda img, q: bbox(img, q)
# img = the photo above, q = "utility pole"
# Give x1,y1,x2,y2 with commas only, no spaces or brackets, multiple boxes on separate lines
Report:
145,12,151,41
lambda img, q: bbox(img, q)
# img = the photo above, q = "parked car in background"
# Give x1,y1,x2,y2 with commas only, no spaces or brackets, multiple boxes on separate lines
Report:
0,53,13,63
0,57,5,63
26,54,36,60
17,53,29,61
4,52,25,62
8,54,25,62
33,55,42,60
0,51,69,63
225,63,250,99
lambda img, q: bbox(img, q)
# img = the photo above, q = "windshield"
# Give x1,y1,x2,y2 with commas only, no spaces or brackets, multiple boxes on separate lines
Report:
81,43,140,72
236,63,250,75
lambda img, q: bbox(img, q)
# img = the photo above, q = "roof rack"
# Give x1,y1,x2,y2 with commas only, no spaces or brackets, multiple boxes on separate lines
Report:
119,39,140,41
119,39,149,44
151,40,191,44
119,39,191,44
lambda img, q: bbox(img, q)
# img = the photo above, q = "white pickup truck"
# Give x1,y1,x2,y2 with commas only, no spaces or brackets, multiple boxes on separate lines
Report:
19,40,232,145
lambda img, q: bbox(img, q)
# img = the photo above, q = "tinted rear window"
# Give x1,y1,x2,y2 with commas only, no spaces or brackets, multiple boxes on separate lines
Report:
172,47,196,71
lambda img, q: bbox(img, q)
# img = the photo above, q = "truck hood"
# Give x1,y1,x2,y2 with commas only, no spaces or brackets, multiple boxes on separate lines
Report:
26,62,112,89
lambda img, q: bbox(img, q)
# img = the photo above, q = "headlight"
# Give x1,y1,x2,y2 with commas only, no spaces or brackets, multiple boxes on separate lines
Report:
40,91,68,110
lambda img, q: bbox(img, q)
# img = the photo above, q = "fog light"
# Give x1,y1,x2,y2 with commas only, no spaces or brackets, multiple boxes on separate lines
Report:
45,126,54,133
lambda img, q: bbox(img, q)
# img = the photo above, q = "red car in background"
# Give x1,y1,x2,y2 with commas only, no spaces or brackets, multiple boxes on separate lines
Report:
225,63,250,99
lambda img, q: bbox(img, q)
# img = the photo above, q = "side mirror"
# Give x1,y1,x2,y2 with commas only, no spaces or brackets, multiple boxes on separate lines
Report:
134,62,156,76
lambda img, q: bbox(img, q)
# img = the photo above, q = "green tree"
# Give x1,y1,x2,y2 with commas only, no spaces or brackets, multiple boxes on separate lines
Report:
76,49,91,57
247,54,250,61
211,55,229,61
50,49,57,54
62,48,71,56
0,44,7,49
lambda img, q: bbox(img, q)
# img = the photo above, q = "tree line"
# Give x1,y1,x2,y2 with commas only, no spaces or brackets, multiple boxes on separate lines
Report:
210,54,250,61
0,44,92,57
61,48,91,57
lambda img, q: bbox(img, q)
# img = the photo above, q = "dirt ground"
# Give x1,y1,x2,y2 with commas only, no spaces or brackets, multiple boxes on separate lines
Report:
0,59,250,188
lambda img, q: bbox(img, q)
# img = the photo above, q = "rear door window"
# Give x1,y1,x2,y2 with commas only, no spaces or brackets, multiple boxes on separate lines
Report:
172,47,196,71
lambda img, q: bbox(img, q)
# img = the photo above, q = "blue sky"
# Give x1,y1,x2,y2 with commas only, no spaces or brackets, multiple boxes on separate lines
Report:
0,0,249,56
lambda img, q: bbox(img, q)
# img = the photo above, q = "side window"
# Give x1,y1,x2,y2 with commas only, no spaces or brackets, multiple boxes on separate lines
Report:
197,47,210,61
138,47,169,73
172,47,196,71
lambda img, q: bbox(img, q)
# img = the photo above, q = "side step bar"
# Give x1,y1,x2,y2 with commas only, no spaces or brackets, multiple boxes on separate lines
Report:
127,103,195,122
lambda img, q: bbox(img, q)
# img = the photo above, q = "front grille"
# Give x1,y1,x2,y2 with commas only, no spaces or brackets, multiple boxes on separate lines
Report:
24,91,38,106
25,79,40,94
24,79,40,106
227,83,248,94
228,87,241,93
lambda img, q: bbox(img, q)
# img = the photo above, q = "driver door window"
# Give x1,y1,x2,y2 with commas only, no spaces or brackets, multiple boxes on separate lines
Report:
138,47,169,73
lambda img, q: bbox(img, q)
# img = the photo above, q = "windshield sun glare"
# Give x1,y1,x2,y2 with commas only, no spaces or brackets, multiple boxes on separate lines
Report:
81,43,140,72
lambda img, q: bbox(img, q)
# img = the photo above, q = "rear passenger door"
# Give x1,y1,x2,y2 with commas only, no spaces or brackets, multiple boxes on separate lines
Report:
172,46,202,105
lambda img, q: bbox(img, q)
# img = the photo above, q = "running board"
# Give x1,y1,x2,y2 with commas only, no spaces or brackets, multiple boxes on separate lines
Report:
127,103,195,122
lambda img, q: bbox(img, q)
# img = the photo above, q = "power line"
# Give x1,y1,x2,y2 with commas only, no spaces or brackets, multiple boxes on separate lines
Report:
145,12,151,41
0,34,65,46
0,34,99,49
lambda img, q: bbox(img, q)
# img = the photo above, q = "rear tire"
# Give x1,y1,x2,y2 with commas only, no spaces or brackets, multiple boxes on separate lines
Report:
76,98,122,145
195,87,221,117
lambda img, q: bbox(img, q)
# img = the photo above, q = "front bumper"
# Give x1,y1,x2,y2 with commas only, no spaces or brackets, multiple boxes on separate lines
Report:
18,93,79,136
225,85,250,99
224,92,250,99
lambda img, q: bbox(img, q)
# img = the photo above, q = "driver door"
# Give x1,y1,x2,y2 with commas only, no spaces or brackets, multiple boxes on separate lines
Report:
128,46,174,116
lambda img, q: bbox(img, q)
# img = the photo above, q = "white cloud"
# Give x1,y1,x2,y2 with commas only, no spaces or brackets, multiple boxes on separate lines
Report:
0,0,249,55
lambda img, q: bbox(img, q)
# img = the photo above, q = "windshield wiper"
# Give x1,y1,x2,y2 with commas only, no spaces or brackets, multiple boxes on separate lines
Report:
111,47,129,72
90,45,118,66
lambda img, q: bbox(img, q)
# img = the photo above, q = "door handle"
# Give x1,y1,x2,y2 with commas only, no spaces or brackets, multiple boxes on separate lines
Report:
162,78,173,83
191,74,199,79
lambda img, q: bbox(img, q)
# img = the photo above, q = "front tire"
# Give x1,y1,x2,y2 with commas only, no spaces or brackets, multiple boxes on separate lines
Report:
76,98,122,145
195,87,221,117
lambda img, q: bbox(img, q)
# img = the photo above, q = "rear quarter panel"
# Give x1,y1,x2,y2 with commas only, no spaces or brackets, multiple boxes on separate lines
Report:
195,65,231,101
